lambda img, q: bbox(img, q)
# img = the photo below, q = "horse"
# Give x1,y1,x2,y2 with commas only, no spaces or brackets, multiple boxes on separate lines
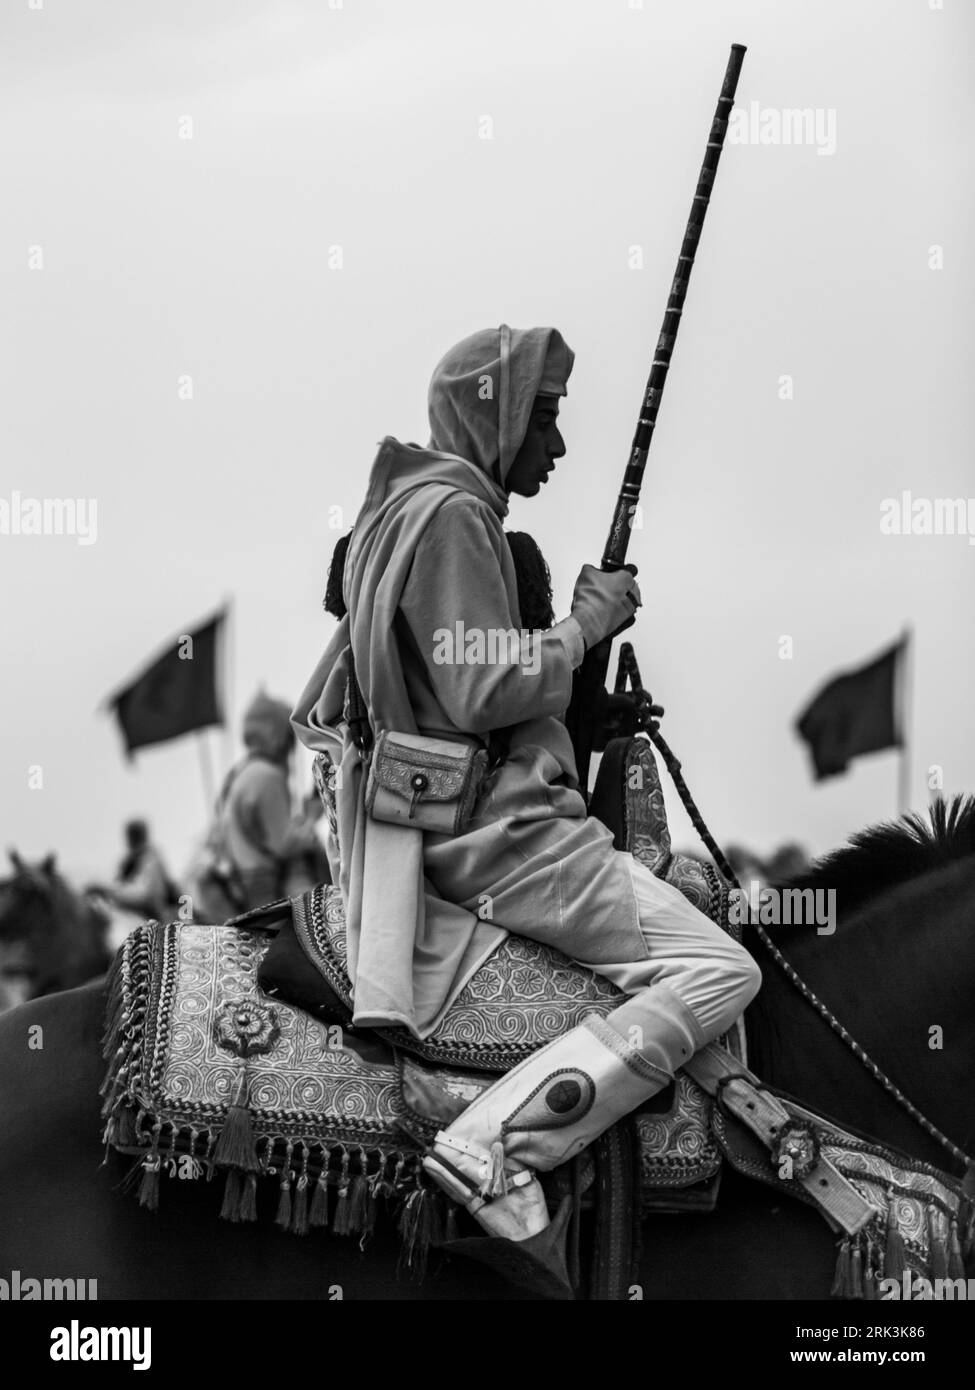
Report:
0,799,972,1300
0,851,112,1014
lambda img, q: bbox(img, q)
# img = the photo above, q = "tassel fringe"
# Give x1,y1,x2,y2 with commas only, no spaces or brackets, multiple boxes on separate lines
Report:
290,1174,310,1235
948,1218,966,1280
309,1174,329,1228
397,1187,436,1280
487,1141,508,1198
138,1155,160,1212
238,1172,259,1222
220,1168,243,1221
212,1071,261,1173
275,1172,293,1230
928,1206,949,1281
848,1237,864,1299
884,1198,907,1281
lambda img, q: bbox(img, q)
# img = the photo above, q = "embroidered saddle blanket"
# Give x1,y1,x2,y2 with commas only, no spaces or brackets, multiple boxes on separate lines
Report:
101,738,732,1211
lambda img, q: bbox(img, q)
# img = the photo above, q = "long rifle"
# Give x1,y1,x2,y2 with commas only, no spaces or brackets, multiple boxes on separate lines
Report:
566,43,747,795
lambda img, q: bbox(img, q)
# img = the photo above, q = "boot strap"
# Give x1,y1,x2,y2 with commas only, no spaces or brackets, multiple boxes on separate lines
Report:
433,1132,536,1188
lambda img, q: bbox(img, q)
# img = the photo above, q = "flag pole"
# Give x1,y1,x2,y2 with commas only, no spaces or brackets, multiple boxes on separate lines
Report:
196,730,216,815
221,595,235,779
897,625,913,815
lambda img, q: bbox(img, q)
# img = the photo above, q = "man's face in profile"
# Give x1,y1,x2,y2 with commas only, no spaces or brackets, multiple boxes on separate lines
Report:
505,395,566,497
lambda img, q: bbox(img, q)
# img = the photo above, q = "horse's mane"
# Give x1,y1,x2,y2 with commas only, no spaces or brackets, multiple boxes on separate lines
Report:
775,794,975,915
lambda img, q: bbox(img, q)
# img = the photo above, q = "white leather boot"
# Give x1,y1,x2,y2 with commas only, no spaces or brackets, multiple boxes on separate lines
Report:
424,987,703,1296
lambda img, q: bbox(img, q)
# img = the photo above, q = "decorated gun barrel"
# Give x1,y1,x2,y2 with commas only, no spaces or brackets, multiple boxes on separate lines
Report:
601,42,746,570
567,44,746,797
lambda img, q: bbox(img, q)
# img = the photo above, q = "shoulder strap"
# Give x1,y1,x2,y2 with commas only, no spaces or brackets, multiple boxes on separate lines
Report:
350,644,511,769
346,650,373,753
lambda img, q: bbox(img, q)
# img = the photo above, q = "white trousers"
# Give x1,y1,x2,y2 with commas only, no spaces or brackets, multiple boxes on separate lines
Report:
574,852,762,1048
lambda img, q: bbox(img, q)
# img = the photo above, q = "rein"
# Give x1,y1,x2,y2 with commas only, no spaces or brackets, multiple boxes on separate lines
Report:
616,644,974,1179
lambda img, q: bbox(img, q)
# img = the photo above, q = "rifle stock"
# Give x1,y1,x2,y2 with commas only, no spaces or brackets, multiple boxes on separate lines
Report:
566,43,747,795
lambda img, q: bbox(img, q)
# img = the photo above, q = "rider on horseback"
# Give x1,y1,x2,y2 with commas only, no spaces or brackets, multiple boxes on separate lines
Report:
293,325,761,1288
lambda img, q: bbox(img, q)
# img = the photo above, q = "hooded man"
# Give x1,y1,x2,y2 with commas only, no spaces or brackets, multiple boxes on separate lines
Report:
194,692,316,919
293,325,760,1293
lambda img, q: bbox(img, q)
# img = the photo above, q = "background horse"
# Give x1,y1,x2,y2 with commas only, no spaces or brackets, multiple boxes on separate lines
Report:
0,801,972,1299
0,851,112,1014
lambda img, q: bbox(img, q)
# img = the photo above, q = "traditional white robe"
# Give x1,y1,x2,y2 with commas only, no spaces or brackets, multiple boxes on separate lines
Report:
293,327,642,1038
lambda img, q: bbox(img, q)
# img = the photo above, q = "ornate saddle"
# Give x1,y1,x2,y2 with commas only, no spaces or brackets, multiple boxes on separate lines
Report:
274,734,735,1203
101,740,733,1235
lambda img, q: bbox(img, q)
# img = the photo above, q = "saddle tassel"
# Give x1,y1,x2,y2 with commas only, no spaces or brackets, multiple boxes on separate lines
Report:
238,1172,259,1222
347,1175,371,1236
948,1218,966,1280
113,1100,139,1148
274,1174,292,1229
331,1150,353,1236
863,1236,878,1300
274,1144,294,1229
213,1070,261,1175
309,1171,329,1228
883,1196,907,1281
488,1141,509,1198
927,1206,949,1281
138,1124,163,1211
220,1169,243,1221
830,1238,851,1299
138,1154,161,1212
290,1174,310,1236
848,1236,864,1299
397,1186,435,1280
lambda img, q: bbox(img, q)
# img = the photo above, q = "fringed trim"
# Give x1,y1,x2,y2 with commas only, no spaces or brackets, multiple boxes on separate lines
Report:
487,1141,508,1198
309,1171,329,1228
274,1142,295,1229
396,1169,448,1282
927,1205,948,1281
98,922,444,1277
831,1188,972,1300
100,925,154,1152
137,1122,164,1212
884,1194,907,1281
289,1147,310,1235
212,1070,262,1174
330,1148,353,1235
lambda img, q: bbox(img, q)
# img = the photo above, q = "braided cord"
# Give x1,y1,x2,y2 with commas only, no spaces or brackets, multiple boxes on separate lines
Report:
616,647,971,1172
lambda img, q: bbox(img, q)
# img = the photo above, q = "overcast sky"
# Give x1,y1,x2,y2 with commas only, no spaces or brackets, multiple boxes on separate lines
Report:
1,0,972,885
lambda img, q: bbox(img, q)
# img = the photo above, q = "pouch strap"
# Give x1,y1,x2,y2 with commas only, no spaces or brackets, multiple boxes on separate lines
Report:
347,650,373,753
349,645,510,769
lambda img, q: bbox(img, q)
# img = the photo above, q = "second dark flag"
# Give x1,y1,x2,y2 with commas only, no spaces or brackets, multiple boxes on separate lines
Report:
795,638,905,781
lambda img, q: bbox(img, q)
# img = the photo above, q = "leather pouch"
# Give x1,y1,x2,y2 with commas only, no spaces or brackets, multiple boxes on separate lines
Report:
364,730,488,836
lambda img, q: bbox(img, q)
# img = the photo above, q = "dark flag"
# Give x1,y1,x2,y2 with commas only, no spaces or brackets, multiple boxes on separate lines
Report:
108,610,225,756
795,638,905,781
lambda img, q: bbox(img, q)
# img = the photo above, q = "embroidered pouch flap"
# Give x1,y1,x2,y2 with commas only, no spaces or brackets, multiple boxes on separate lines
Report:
365,730,488,835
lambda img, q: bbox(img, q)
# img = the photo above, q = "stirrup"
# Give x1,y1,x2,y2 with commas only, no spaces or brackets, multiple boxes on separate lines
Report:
440,1196,575,1301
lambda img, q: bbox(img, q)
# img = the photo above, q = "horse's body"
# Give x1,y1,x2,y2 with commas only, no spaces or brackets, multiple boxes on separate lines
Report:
1,805,973,1299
